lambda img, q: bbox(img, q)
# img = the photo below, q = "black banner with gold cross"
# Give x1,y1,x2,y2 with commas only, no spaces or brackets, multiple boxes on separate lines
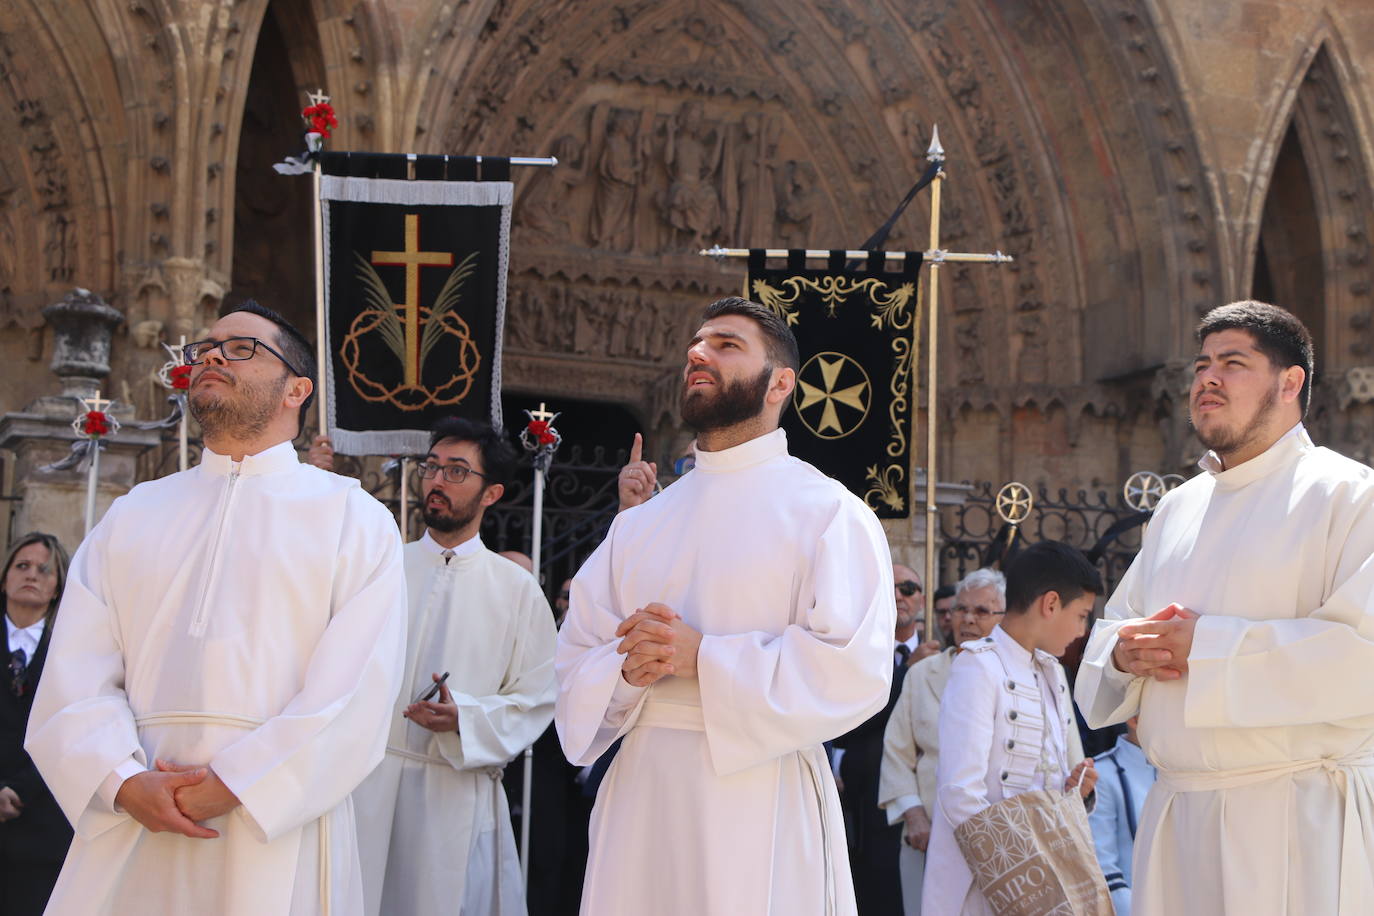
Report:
747,250,922,518
319,153,511,455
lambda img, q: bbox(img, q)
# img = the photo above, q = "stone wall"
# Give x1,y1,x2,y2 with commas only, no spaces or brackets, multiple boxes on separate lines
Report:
1,0,1372,560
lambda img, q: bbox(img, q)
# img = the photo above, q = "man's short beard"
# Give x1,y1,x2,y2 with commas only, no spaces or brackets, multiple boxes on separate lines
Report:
422,488,485,534
190,371,287,441
1192,380,1279,456
681,364,774,432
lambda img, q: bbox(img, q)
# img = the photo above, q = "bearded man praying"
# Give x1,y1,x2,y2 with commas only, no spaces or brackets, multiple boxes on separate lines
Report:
1076,300,1374,914
26,301,407,915
555,296,897,915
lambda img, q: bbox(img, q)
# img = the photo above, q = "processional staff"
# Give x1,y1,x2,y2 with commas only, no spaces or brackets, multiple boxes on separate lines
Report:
74,391,118,536
517,403,562,889
287,89,559,443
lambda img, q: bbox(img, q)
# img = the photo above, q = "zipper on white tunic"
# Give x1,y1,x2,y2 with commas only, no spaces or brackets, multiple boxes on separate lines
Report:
188,462,242,637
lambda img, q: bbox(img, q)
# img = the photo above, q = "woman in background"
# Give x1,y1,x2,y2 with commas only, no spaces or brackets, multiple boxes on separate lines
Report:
0,532,73,914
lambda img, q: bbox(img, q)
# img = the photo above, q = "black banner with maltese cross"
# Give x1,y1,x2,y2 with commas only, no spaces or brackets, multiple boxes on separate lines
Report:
320,154,510,455
747,250,922,518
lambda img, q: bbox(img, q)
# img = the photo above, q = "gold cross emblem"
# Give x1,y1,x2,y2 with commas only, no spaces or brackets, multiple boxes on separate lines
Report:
371,214,455,387
794,351,871,439
995,482,1034,524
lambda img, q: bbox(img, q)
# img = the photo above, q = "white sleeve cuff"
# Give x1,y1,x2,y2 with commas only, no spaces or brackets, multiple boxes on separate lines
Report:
608,671,647,710
96,757,147,814
885,794,922,825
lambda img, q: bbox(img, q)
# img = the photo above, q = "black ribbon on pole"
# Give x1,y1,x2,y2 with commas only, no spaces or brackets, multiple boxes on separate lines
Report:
857,159,943,253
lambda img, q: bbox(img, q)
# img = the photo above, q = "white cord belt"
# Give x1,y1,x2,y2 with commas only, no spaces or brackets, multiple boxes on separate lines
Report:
134,710,335,915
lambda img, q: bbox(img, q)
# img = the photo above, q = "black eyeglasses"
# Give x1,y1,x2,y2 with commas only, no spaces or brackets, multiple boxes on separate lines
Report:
895,580,923,597
183,337,306,378
416,461,489,485
955,604,1006,621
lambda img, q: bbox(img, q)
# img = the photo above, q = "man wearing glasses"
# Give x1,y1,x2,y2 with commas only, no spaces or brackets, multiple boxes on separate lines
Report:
26,301,408,915
878,568,1006,914
352,416,556,916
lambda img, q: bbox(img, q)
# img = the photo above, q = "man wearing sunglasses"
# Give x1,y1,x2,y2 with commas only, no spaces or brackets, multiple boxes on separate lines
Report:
26,301,408,915
556,297,895,916
352,416,555,916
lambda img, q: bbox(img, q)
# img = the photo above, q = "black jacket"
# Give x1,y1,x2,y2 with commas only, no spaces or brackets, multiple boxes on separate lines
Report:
0,620,74,868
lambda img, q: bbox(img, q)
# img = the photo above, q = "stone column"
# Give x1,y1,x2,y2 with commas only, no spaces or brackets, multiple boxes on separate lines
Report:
0,289,160,553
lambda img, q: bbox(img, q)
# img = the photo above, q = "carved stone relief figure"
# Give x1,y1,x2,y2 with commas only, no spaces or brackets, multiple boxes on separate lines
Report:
658,101,724,248
1016,312,1048,384
44,213,76,284
722,112,780,244
591,108,645,251
774,159,818,247
515,133,587,245
955,312,985,384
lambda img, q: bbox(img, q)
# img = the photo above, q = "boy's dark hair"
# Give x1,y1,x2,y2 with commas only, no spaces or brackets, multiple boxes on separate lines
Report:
1004,541,1103,614
933,584,957,603
1196,300,1315,414
700,296,801,372
222,300,317,432
428,416,518,491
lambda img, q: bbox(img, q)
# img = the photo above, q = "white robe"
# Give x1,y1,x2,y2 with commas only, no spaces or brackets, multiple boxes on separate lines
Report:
1075,425,1374,915
352,533,557,916
25,442,408,916
555,429,896,916
878,646,956,914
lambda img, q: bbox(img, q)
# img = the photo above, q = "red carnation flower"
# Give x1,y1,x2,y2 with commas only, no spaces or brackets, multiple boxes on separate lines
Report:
171,365,192,390
83,411,110,437
526,419,557,447
302,102,338,140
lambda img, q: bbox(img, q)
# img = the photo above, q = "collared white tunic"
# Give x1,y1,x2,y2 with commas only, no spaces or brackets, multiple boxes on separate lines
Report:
924,626,1084,916
25,442,408,915
555,429,896,916
1076,425,1374,915
352,532,557,916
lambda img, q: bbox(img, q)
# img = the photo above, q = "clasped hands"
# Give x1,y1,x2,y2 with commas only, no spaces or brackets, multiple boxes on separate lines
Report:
114,758,242,839
616,602,702,687
1112,602,1199,681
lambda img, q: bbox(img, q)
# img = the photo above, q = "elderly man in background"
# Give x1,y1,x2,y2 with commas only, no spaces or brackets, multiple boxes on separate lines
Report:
878,568,1006,914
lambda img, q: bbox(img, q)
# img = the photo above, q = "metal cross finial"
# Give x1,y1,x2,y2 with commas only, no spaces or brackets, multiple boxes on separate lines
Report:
307,88,331,107
1123,471,1166,512
995,481,1034,525
81,390,113,414
927,124,945,164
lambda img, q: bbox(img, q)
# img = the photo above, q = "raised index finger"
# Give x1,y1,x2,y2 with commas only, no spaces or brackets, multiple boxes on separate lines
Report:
629,432,643,465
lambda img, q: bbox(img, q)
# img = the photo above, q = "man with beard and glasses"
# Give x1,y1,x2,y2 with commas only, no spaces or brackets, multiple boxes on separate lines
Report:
555,296,896,915
26,301,407,915
351,416,555,916
1076,300,1374,915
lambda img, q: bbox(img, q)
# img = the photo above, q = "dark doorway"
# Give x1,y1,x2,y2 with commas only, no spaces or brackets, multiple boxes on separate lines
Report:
1252,122,1325,349
228,3,319,333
